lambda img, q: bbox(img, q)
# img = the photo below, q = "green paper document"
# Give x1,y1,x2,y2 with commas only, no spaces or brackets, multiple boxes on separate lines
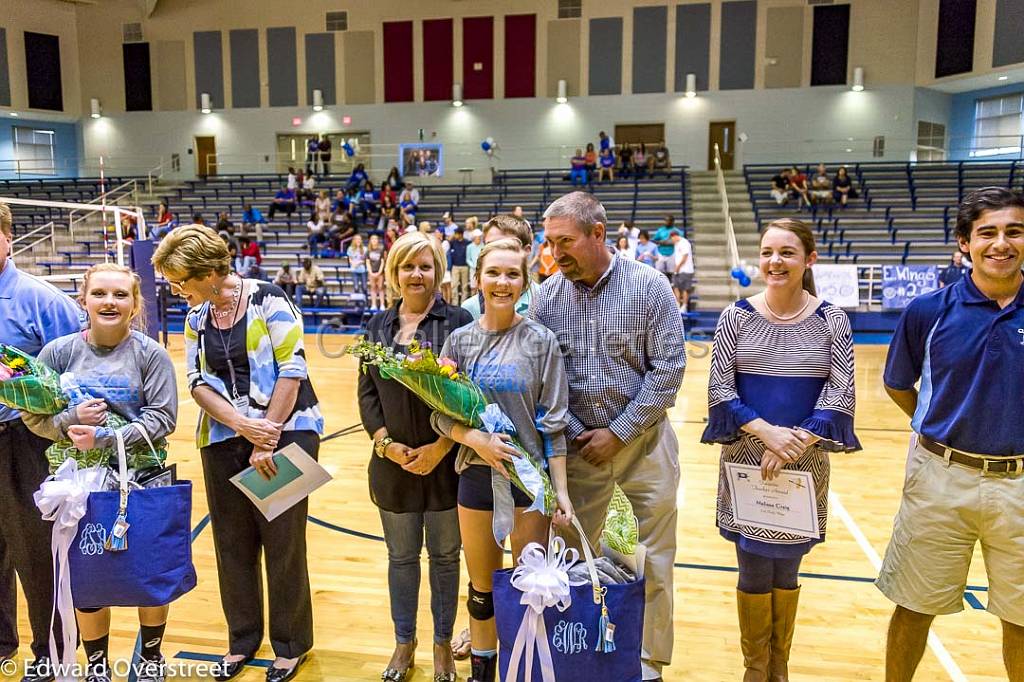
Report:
229,442,332,521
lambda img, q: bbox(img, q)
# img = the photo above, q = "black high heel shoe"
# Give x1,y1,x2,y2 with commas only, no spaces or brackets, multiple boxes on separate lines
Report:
213,652,256,682
265,654,306,682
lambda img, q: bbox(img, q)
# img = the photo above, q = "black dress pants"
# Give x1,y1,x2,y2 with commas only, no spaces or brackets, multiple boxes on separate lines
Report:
0,420,65,659
200,431,319,658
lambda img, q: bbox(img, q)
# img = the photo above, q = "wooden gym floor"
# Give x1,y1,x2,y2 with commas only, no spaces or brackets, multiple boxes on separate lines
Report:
5,336,1006,681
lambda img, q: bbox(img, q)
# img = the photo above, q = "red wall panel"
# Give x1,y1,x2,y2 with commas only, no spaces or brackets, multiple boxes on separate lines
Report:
504,14,536,98
462,16,494,100
423,19,454,101
383,21,414,102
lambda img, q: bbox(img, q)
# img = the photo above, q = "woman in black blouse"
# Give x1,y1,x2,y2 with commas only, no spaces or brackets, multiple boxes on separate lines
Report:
357,231,471,682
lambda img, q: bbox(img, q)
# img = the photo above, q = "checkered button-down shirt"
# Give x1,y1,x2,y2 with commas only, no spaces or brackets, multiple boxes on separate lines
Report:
531,252,686,443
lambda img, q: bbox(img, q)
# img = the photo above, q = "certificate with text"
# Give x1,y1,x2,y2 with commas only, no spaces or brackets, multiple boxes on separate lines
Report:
724,463,820,539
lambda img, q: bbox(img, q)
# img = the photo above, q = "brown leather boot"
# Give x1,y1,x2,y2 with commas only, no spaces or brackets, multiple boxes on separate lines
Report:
769,587,800,682
737,590,773,682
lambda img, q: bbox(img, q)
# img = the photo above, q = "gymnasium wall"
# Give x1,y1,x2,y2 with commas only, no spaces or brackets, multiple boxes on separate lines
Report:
3,0,1024,176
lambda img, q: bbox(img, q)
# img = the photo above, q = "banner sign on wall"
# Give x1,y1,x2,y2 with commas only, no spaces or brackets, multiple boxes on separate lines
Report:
811,264,860,308
882,265,939,310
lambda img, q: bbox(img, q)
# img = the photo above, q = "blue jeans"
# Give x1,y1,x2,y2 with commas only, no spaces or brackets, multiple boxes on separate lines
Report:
570,168,588,186
378,508,461,644
352,269,367,294
295,285,326,308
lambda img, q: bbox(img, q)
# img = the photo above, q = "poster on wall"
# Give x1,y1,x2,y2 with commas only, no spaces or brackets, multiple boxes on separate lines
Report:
881,265,939,310
811,264,860,308
398,143,443,177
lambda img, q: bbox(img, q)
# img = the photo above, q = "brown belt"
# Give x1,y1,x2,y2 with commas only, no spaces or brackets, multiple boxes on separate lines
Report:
919,436,1024,475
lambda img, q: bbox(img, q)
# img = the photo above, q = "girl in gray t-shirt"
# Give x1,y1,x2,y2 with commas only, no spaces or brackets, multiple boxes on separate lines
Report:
21,263,178,681
430,238,573,682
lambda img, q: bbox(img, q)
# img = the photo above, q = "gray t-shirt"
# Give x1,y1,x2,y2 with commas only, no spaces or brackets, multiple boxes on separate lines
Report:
21,330,178,452
431,317,568,472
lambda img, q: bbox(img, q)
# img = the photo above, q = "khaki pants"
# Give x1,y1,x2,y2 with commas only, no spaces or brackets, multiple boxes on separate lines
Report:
566,418,680,679
451,265,470,304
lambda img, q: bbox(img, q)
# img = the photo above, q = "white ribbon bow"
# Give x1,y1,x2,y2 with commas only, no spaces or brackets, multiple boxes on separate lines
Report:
504,535,579,682
33,459,105,682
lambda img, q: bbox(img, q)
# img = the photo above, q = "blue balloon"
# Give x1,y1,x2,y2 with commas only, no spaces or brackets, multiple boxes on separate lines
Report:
342,143,355,157
481,141,492,152
730,266,744,279
739,274,752,287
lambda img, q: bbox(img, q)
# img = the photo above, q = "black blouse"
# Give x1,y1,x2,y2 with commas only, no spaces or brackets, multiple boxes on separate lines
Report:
357,297,474,513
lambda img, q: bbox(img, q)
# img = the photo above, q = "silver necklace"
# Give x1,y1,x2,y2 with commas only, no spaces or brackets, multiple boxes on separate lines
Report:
764,291,810,321
212,279,242,320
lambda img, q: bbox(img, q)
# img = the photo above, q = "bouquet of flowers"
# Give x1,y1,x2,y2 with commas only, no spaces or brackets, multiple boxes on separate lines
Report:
0,344,165,472
347,338,557,515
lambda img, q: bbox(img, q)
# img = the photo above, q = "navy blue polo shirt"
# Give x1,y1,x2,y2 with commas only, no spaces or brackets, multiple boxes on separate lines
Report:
884,273,1024,455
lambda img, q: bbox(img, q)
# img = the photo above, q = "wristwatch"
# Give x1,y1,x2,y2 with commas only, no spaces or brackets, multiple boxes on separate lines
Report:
375,436,394,458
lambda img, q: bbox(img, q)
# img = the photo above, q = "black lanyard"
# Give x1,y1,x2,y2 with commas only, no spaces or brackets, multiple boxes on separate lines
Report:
210,284,244,401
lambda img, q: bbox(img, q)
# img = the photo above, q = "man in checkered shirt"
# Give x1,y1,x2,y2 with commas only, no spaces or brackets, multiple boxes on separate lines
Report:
531,191,686,682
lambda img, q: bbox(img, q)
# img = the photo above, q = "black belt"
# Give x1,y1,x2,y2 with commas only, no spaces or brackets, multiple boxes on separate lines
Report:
919,436,1024,475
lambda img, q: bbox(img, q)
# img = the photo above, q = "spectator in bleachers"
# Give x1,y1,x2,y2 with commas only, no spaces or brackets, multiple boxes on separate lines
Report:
633,143,648,178
193,213,207,227
385,166,403,193
268,187,297,220
306,218,326,258
618,222,639,252
832,166,857,207
379,191,399,231
384,224,400,252
287,167,298,191
671,231,695,311
788,166,810,208
648,142,672,178
534,239,558,283
300,173,317,203
810,164,832,205
598,130,613,153
569,148,588,187
347,234,368,296
273,263,297,299
939,250,969,287
153,201,175,239
653,215,684,278
400,183,420,222
449,228,470,304
305,135,319,175
597,147,616,183
636,229,658,267
318,135,332,176
512,206,525,220
241,203,266,242
619,143,635,178
358,182,379,226
428,228,453,303
366,234,386,311
465,216,481,242
296,257,327,308
347,163,369,192
466,230,483,293
770,168,791,206
584,143,598,179
615,235,636,261
440,212,458,239
236,237,263,279
216,212,234,237
315,190,331,225
329,209,356,253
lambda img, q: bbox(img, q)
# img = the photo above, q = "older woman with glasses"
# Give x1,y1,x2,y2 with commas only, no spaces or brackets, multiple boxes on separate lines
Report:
152,225,323,682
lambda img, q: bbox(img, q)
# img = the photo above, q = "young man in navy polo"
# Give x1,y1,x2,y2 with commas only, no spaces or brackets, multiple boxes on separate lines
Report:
879,186,1024,681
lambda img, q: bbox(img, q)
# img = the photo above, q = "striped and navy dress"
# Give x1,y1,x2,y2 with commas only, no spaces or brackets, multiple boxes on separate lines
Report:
701,298,862,558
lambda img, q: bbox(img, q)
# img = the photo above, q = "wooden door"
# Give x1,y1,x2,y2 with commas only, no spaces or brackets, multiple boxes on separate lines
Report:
614,123,666,146
708,121,735,170
195,136,216,177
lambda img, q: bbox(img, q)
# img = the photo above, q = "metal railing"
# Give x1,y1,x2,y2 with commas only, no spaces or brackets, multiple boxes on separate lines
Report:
11,220,57,257
713,142,741,300
68,178,138,241
146,159,168,195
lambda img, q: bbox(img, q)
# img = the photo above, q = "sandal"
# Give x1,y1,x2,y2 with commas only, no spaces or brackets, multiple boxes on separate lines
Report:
433,640,458,681
381,640,416,682
451,628,472,661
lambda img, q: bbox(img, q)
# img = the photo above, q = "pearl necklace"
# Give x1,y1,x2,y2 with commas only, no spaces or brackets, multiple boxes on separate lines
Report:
764,291,810,322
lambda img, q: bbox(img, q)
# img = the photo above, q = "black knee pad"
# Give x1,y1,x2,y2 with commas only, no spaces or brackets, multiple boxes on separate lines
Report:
466,583,494,621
